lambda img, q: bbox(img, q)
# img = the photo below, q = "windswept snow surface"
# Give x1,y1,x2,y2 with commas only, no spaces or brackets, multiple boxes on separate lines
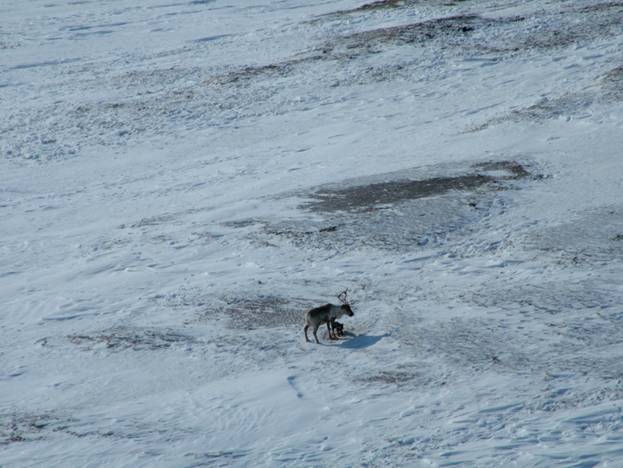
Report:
2,0,623,466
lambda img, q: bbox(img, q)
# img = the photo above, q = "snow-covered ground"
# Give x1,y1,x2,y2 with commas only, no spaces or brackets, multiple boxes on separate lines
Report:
2,0,623,466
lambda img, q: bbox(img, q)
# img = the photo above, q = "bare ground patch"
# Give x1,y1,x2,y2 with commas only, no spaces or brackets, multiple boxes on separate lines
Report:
0,412,73,445
315,2,623,58
261,160,533,253
204,14,519,89
66,326,196,351
321,15,498,57
356,369,416,386
317,1,623,59
0,410,190,446
306,174,494,213
305,160,529,213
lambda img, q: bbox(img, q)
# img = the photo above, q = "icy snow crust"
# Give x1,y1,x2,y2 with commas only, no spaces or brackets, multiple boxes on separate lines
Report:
2,0,623,466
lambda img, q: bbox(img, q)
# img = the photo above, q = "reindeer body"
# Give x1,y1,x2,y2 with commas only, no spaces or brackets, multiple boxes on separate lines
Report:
304,303,353,344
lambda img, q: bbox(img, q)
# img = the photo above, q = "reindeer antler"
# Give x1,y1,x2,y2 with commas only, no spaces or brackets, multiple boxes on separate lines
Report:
337,289,350,304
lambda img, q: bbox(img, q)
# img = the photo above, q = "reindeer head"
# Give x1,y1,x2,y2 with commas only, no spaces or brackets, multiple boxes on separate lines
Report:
337,289,354,317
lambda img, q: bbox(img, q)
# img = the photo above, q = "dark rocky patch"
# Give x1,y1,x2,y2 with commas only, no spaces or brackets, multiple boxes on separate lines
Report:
67,327,195,351
306,161,528,213
322,15,496,57
357,370,415,385
307,174,494,213
0,413,70,445
264,160,532,253
315,8,615,63
473,160,531,179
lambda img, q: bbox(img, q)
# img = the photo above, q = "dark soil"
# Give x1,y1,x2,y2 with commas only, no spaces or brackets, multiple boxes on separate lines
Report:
306,161,528,213
307,174,494,213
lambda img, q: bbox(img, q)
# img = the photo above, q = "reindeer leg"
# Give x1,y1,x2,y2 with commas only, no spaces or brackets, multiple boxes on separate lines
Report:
304,324,310,342
327,321,336,340
313,324,320,344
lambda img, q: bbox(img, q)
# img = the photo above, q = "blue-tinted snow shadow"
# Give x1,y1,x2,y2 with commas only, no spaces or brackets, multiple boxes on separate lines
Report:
338,334,388,349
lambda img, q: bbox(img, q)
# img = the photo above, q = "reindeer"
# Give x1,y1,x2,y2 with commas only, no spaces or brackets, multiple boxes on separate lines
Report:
331,320,345,337
304,290,354,344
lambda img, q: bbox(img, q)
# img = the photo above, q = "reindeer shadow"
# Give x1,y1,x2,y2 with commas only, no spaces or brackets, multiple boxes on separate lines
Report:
337,333,388,349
